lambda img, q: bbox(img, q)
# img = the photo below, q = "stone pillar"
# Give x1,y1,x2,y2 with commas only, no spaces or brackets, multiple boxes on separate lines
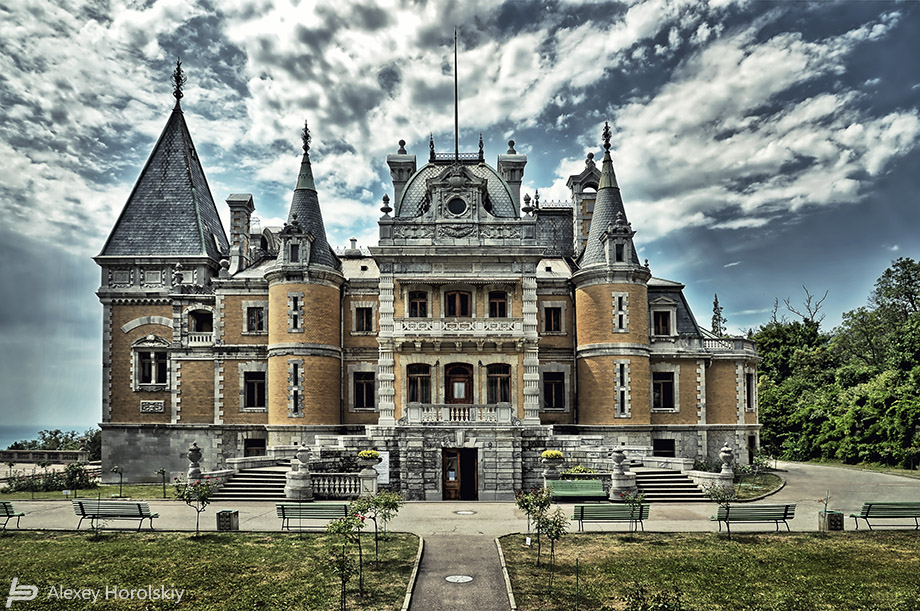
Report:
187,443,202,480
285,446,314,501
522,275,541,425
541,457,563,488
609,448,637,499
377,274,396,425
358,460,379,496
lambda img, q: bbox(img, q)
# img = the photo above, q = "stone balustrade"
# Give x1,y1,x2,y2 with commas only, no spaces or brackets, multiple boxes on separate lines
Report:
393,317,524,337
0,450,90,464
404,403,515,424
312,473,362,499
188,332,213,346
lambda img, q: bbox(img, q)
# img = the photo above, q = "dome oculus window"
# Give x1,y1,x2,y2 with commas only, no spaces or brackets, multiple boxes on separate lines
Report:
447,197,467,215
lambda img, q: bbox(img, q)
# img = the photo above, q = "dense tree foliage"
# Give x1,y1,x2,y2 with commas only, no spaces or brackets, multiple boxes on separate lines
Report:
755,258,920,468
7,428,101,461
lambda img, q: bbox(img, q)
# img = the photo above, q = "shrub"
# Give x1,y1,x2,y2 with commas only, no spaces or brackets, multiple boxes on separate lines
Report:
357,450,380,460
541,450,564,460
562,464,596,474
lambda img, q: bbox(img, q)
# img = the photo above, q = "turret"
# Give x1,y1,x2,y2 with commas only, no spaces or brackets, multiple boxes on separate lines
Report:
265,121,344,426
572,122,651,425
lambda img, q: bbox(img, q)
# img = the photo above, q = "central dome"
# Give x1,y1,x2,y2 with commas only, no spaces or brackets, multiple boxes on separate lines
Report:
394,161,518,219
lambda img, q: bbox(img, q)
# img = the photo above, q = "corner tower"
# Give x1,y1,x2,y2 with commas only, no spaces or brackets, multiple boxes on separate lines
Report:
572,122,651,425
265,122,344,425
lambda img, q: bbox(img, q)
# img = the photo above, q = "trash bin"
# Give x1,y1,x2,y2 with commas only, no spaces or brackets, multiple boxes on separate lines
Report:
217,510,239,531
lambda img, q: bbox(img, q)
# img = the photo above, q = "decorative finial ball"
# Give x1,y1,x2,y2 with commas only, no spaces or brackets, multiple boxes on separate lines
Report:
398,139,407,154
587,152,594,160
507,140,516,154
523,193,531,204
220,259,230,270
382,194,390,203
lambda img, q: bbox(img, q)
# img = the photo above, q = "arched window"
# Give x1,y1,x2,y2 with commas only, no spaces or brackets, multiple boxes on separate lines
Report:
488,291,508,318
445,291,471,317
487,364,511,404
407,364,431,403
408,291,428,318
189,310,213,333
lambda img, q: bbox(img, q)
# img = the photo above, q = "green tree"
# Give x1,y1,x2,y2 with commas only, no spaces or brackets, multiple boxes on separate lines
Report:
711,293,727,337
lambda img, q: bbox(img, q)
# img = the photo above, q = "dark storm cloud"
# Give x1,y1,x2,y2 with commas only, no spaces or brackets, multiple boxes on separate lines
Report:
377,65,401,97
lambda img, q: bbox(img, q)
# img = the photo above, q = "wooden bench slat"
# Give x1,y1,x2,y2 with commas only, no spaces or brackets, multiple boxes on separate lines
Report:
276,503,350,531
850,501,920,530
572,503,650,531
0,502,24,530
72,500,158,532
710,504,796,537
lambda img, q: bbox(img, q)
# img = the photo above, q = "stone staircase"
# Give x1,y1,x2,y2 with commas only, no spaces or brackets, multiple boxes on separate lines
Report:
210,464,288,502
634,468,708,503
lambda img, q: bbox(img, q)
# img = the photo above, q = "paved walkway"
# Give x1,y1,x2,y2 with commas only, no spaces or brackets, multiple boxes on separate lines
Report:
6,462,920,608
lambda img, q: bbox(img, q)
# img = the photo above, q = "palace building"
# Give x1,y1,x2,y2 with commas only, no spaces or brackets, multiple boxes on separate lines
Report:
95,65,760,499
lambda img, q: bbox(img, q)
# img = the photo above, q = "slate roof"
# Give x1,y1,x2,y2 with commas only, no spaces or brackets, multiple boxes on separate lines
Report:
394,161,517,218
286,151,341,270
99,104,228,259
577,149,640,268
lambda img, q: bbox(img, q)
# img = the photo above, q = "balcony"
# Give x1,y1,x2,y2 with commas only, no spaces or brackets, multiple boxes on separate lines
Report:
702,338,757,354
404,403,515,425
188,332,214,346
394,317,524,338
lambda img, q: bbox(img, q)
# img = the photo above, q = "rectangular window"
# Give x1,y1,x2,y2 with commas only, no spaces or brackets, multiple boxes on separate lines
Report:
445,291,471,317
139,351,167,385
409,291,428,318
354,372,375,409
652,372,675,411
244,372,266,408
745,372,755,411
618,390,626,415
291,363,300,414
291,296,300,330
543,372,565,410
247,307,265,332
544,307,562,332
653,311,671,336
290,243,300,262
487,364,511,404
356,307,373,332
615,243,624,262
407,365,431,403
488,291,508,318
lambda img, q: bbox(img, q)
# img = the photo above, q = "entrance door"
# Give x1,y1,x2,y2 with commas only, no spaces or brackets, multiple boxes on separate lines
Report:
442,448,478,500
445,363,473,404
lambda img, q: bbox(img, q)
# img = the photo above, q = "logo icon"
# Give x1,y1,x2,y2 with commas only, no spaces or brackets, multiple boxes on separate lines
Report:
6,579,37,608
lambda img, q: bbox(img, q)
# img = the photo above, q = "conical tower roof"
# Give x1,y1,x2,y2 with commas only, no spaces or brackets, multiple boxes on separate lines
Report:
285,121,341,270
578,122,640,268
99,62,228,259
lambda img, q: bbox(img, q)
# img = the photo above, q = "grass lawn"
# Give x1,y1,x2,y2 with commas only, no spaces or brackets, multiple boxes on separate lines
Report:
501,531,920,611
0,484,171,501
735,472,783,500
0,530,418,610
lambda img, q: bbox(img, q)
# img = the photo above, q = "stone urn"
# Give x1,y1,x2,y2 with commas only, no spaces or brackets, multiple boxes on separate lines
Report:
611,449,627,475
187,442,203,479
719,444,735,475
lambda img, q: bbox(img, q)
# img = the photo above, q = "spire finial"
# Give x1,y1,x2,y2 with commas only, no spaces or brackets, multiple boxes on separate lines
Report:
429,133,435,162
301,120,311,155
478,133,484,161
603,120,611,151
172,57,186,106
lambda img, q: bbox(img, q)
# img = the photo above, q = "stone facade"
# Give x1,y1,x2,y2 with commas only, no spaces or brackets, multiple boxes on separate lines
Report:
94,83,760,493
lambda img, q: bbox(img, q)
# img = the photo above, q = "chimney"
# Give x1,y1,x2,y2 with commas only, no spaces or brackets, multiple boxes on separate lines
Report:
226,194,255,274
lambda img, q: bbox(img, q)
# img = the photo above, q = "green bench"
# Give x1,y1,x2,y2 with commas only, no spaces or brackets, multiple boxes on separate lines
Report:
710,503,796,538
276,503,350,531
849,502,920,530
548,479,607,501
73,500,159,531
572,503,649,532
1,501,24,530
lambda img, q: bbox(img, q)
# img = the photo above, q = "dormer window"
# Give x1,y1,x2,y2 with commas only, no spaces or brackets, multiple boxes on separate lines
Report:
615,243,625,262
653,311,670,336
289,243,300,262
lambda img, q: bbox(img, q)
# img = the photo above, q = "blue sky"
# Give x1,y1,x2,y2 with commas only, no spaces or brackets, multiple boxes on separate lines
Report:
1,0,918,430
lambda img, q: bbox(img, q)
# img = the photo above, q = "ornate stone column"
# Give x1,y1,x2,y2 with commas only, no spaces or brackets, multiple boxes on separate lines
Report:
522,275,541,425
377,274,396,425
